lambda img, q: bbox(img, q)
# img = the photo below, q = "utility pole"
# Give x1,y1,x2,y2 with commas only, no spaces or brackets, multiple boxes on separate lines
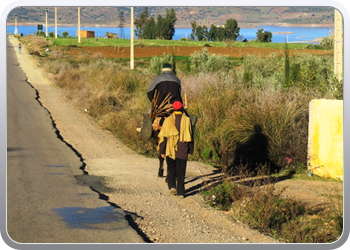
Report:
45,8,48,37
130,7,134,70
334,9,343,81
55,7,57,38
78,7,81,43
14,17,18,35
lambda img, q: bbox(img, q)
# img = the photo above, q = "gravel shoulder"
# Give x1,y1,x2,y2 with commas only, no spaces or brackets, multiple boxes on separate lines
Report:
8,35,342,244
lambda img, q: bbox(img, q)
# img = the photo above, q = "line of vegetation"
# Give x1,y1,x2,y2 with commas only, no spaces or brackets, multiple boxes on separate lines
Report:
16,34,343,243
41,36,330,51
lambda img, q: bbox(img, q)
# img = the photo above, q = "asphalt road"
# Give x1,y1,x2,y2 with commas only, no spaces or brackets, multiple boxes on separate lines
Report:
6,39,144,245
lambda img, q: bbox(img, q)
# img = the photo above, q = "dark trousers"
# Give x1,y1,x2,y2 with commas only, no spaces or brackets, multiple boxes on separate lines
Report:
166,157,187,196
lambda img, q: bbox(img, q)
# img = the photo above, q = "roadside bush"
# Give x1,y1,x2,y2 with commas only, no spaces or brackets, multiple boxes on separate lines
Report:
240,53,283,89
35,31,46,37
149,52,176,75
203,181,236,211
234,167,306,235
179,37,190,41
190,48,230,73
227,89,310,168
320,33,334,49
62,31,69,38
42,59,71,75
202,165,342,243
290,54,341,98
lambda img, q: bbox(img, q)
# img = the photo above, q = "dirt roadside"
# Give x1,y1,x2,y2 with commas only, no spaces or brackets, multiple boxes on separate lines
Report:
8,35,342,244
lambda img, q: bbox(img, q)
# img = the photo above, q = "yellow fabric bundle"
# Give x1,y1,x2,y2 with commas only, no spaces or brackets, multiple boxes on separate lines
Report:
158,112,192,160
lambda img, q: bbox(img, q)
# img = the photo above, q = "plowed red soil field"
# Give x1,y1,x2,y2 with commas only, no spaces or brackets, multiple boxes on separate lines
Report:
62,46,333,59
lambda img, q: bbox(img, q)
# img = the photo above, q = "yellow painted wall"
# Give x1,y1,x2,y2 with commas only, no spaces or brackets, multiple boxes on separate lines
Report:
308,99,343,180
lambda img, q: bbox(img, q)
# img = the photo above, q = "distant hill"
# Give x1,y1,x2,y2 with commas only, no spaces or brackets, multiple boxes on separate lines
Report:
7,6,334,28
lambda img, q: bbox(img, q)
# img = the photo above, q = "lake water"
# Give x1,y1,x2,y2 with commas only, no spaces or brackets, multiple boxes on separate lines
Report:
7,25,334,44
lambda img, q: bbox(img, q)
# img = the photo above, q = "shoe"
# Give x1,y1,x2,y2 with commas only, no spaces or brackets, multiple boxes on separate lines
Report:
177,194,185,198
157,169,164,178
169,188,176,196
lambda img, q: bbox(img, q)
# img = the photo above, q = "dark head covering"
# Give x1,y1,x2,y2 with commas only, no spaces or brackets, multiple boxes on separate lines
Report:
162,63,172,69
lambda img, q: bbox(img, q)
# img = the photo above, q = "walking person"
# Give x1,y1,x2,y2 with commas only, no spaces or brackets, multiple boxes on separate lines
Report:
18,43,22,54
141,63,183,177
158,101,194,198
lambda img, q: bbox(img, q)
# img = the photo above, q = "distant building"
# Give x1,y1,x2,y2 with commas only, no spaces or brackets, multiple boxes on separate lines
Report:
76,30,95,38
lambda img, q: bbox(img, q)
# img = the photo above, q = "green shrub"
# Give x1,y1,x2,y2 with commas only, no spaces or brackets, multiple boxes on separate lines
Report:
190,48,230,73
203,182,234,211
62,31,69,38
290,54,336,92
241,53,283,89
203,176,247,211
35,31,46,37
149,52,176,75
320,34,334,49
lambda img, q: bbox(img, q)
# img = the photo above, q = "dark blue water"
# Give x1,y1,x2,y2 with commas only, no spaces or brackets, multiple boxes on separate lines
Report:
7,25,333,44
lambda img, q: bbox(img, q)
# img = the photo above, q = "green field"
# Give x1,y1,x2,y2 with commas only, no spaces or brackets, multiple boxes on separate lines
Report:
45,36,322,50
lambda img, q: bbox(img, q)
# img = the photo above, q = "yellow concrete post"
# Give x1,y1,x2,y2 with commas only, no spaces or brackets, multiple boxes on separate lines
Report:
334,9,343,81
308,99,343,180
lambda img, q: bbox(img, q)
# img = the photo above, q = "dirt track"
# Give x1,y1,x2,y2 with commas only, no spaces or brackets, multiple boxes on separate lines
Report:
62,45,333,59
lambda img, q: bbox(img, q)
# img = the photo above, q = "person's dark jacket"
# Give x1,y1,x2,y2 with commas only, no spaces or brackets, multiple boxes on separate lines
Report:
147,71,182,107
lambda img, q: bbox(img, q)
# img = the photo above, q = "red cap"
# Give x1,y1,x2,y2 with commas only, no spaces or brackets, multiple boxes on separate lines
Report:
172,101,183,110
